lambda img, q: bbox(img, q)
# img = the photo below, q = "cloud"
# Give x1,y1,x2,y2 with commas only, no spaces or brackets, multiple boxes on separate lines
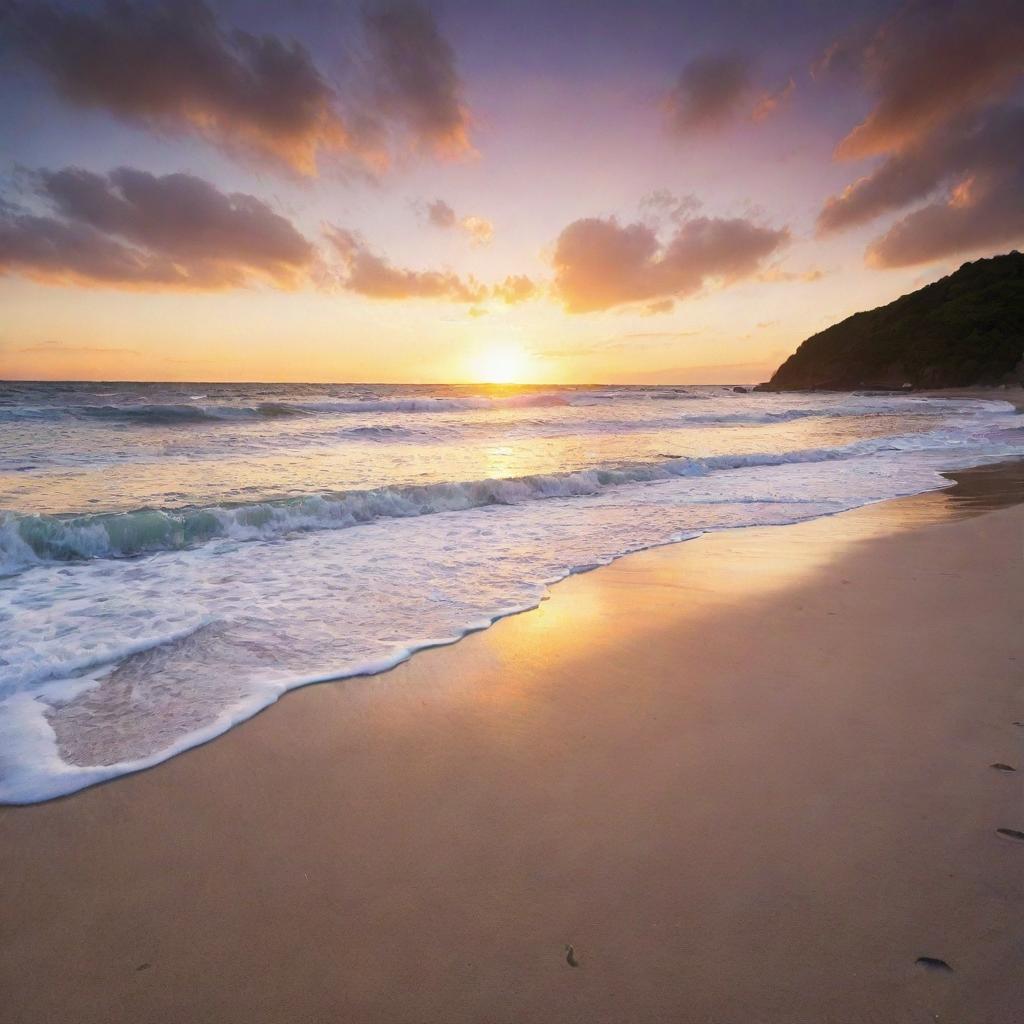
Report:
827,0,1024,160
751,78,795,123
552,214,789,313
460,215,494,246
638,190,702,226
819,106,1024,233
664,53,793,134
816,102,1024,266
4,0,472,175
0,166,314,289
757,266,826,283
815,2,1024,267
362,1,473,159
424,199,494,245
491,274,536,304
665,54,751,133
4,0,366,175
426,199,457,229
327,227,486,302
867,164,1024,267
326,229,536,305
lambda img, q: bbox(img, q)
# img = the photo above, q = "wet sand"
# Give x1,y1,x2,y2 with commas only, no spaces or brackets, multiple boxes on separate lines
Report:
1,463,1022,1023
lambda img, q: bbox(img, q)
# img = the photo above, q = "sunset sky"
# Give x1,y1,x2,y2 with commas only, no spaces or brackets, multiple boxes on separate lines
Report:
1,0,1022,384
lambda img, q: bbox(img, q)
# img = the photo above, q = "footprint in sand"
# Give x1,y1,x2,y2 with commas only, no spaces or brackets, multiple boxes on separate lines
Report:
990,763,1016,772
565,944,580,967
995,827,1024,841
916,957,953,972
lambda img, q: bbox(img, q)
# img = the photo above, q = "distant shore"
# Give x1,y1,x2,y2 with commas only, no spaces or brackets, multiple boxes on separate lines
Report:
1,462,1022,1023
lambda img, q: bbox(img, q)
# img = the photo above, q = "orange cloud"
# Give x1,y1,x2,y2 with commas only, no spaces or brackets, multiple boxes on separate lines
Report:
815,1,1024,268
553,214,789,313
5,0,472,176
460,215,494,246
819,107,1024,234
825,0,1024,160
867,171,1024,268
491,274,537,304
362,2,475,160
0,167,314,289
425,199,494,245
751,78,795,123
327,228,537,306
757,266,825,283
327,227,486,302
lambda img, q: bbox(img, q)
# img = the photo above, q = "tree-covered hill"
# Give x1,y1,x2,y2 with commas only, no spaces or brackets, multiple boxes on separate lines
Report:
766,252,1024,390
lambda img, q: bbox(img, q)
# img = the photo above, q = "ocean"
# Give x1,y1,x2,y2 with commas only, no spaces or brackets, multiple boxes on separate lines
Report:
2,380,1022,803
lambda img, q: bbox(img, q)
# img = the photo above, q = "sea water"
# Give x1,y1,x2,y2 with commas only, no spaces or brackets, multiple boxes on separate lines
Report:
2,381,1022,802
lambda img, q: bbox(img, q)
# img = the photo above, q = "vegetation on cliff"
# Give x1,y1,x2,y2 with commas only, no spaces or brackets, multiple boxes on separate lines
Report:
767,252,1024,390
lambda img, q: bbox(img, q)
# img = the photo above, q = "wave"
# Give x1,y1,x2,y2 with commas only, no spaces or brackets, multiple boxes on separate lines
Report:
2,389,1012,429
0,427,991,575
0,391,582,426
73,402,312,423
696,396,1010,423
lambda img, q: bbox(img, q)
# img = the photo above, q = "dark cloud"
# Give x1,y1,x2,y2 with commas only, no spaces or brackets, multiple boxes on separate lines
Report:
665,54,752,133
664,54,793,134
423,198,493,244
426,199,457,229
867,162,1024,268
362,1,473,158
327,227,486,302
816,1,1024,266
827,0,1024,160
0,167,314,289
819,106,1024,234
4,0,362,175
553,214,789,313
4,0,472,174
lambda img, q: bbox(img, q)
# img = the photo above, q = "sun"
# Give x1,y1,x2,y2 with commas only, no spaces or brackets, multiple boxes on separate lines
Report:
473,344,530,384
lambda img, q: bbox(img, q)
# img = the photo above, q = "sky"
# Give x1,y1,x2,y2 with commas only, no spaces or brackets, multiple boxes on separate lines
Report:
0,0,1021,384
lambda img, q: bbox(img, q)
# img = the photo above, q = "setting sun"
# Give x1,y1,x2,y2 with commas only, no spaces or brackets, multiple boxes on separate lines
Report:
472,344,531,383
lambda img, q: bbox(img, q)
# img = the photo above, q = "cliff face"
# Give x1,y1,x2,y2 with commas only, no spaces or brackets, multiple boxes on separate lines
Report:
766,252,1024,390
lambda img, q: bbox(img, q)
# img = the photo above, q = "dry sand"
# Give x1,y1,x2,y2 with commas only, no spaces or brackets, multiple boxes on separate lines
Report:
1,464,1022,1024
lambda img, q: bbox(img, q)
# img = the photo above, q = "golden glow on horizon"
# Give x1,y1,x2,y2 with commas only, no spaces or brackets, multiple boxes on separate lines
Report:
471,343,532,384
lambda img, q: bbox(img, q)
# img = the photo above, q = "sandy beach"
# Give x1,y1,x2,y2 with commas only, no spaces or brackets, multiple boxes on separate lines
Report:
2,463,1021,1024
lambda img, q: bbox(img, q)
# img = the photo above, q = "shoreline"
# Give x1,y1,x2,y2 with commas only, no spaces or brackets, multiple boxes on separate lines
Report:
1,463,1022,1022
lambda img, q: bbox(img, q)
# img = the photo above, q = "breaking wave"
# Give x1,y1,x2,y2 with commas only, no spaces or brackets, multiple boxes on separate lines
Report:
0,427,986,575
